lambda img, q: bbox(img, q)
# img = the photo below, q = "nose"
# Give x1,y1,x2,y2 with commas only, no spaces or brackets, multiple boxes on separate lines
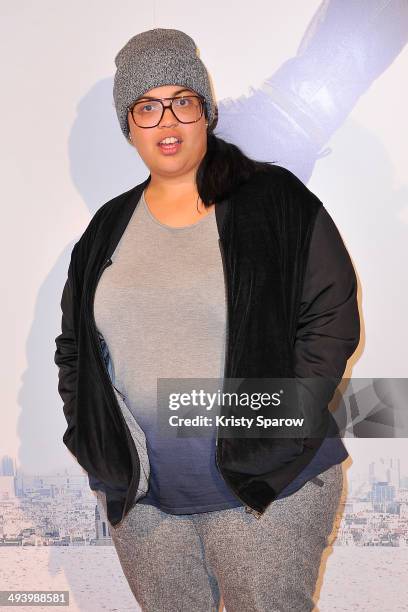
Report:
159,102,178,127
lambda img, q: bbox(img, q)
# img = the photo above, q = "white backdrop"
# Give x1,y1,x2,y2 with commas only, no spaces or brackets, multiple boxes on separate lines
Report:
2,1,408,610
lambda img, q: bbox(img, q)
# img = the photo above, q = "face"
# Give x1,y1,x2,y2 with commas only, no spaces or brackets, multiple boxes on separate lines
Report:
127,84,208,180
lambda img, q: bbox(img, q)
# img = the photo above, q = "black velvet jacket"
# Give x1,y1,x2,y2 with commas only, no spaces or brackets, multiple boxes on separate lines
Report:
54,164,360,526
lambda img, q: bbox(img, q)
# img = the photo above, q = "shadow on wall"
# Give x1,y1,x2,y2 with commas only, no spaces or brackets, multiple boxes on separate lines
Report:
15,0,408,609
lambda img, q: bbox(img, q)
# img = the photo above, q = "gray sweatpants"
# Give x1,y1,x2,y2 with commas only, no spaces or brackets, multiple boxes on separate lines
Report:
96,463,343,612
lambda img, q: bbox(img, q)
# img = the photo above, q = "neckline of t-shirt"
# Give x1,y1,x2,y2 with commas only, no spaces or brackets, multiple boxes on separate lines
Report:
141,189,215,231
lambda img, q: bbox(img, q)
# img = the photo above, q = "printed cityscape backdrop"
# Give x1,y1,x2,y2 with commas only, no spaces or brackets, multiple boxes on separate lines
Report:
1,454,407,548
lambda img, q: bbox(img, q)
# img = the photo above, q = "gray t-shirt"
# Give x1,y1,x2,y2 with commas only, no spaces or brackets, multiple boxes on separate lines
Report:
94,189,244,513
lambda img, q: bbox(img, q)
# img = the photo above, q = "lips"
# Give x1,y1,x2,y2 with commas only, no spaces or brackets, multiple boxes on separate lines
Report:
158,140,182,155
157,135,183,145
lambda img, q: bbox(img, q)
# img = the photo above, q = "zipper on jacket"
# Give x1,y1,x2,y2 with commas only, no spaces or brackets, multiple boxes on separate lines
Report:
88,255,140,521
311,476,324,487
216,239,262,519
112,383,126,401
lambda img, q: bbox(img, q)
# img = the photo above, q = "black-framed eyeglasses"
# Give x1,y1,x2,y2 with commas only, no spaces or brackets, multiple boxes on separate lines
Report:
128,94,206,128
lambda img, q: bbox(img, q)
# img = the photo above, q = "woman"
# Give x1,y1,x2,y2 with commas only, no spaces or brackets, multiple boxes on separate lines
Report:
55,28,360,611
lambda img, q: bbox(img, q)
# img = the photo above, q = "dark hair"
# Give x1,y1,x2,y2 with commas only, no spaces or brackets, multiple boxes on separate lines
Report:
196,130,277,208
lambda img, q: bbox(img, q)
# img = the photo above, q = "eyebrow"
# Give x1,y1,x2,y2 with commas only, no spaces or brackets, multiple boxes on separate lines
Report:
135,88,193,102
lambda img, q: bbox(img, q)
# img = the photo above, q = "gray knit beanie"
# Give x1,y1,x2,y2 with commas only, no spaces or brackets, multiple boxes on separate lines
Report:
113,28,217,140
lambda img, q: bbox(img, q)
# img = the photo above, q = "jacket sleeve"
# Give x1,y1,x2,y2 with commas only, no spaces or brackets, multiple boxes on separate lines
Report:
293,205,360,435
54,242,79,456
53,196,114,458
